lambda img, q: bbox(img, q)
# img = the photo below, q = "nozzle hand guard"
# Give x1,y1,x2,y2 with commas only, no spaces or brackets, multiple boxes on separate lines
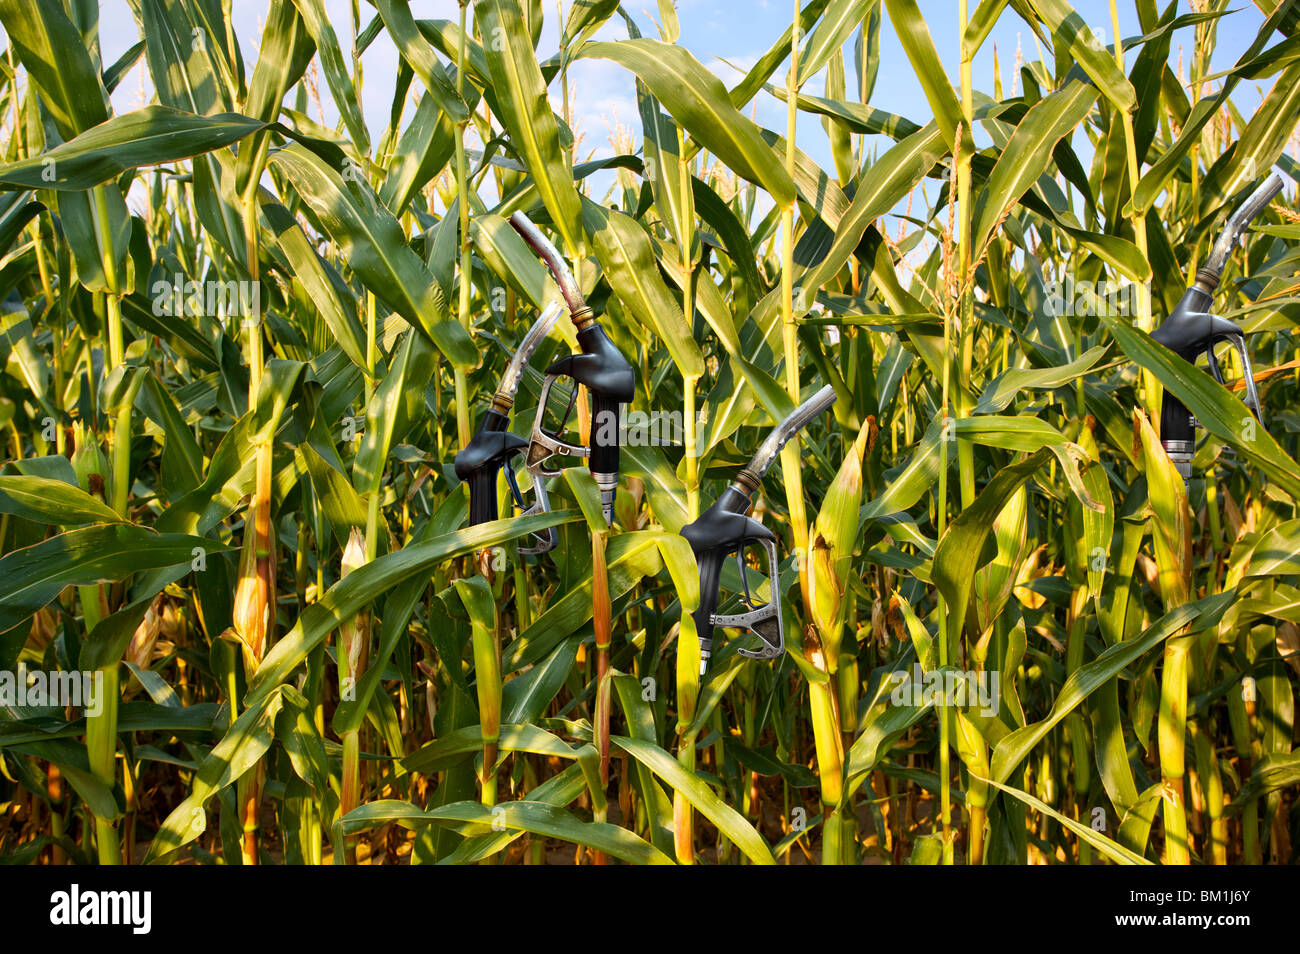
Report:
527,372,589,477
504,463,558,556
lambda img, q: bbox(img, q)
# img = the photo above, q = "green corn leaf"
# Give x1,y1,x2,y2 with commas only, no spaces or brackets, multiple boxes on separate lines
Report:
1245,518,1300,577
0,0,109,141
955,416,1101,511
881,0,968,152
235,0,315,192
138,374,205,498
933,449,1052,645
289,0,371,152
727,0,831,108
275,687,340,854
329,495,467,737
861,416,944,520
637,103,693,259
581,198,704,378
298,443,367,548
269,143,476,367
580,38,796,207
415,18,493,88
0,475,122,525
1197,61,1300,211
1081,460,1114,599
342,799,673,864
990,591,1233,784
1103,314,1300,499
379,92,455,215
1229,751,1300,807
0,524,230,633
654,532,700,614
11,740,119,820
971,81,1097,264
751,121,947,337
622,444,689,533
978,774,1152,864
691,175,764,299
797,0,881,87
134,0,240,116
0,107,265,191
975,345,1109,413
144,687,287,862
261,200,370,374
471,212,555,312
502,636,581,726
434,764,590,864
965,0,1011,54
613,735,776,864
1127,4,1290,214
563,0,621,48
503,531,664,672
476,0,583,254
47,183,131,294
611,671,675,854
404,722,588,775
375,0,468,124
245,512,575,705
843,679,934,795
353,330,437,497
684,656,746,736
768,86,922,141
1021,0,1136,111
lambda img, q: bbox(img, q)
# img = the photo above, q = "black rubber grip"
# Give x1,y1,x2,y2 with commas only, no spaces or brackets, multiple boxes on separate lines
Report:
1160,395,1195,445
455,409,526,527
590,391,621,476
693,548,725,644
468,468,500,525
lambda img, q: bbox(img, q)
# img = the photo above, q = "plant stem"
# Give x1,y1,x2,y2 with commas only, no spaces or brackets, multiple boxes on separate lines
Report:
950,1,978,866
1159,635,1192,864
678,126,701,522
86,183,127,866
955,0,976,514
779,4,810,610
1111,0,1157,421
674,614,700,864
237,174,272,868
1192,721,1227,864
592,528,613,846
781,0,846,867
454,0,474,449
86,664,121,865
470,603,501,809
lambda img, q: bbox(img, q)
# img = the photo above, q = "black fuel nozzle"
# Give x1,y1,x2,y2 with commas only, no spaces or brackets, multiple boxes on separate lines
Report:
510,211,634,525
1150,173,1280,481
680,384,836,674
455,409,528,523
454,303,562,554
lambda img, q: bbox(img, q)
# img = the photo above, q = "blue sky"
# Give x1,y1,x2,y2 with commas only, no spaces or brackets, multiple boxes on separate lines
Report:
4,1,1287,217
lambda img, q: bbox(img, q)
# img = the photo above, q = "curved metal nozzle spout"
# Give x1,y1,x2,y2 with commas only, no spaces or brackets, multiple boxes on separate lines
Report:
494,301,564,410
509,211,593,329
1197,172,1284,292
736,384,836,490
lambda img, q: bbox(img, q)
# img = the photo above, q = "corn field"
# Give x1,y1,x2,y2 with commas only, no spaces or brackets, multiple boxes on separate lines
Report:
0,0,1298,868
